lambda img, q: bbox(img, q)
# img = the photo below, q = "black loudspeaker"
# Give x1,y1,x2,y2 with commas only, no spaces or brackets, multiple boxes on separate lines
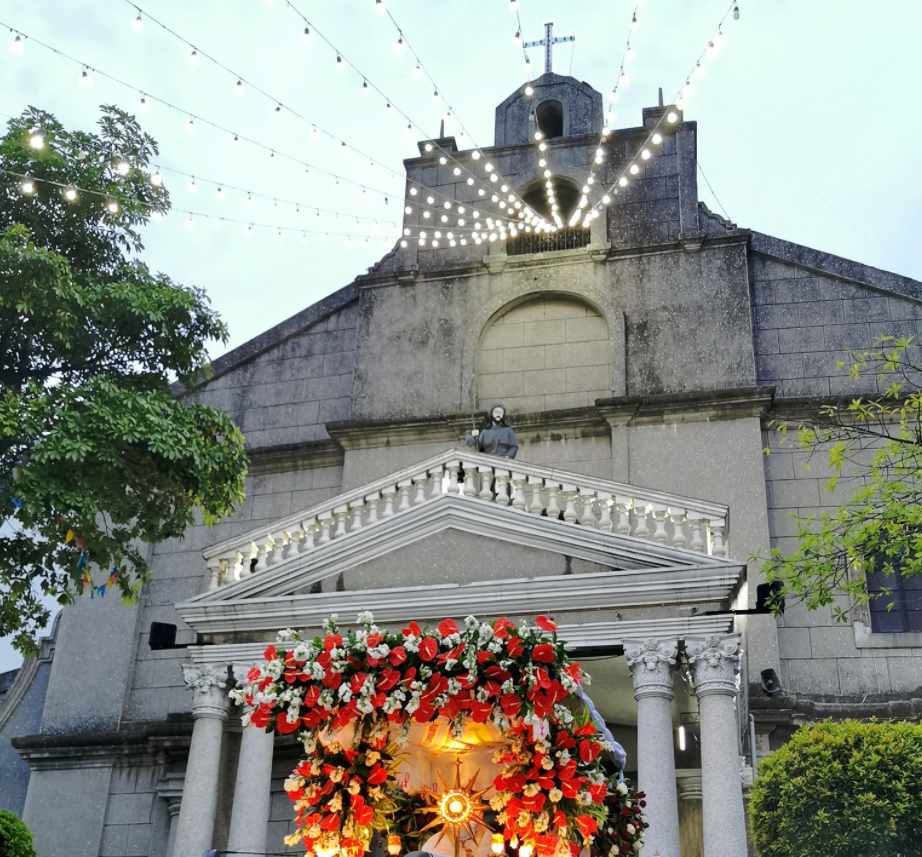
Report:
149,621,177,650
756,581,785,615
761,668,782,696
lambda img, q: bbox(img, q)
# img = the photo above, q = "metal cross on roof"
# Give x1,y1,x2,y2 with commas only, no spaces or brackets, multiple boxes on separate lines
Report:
523,21,575,75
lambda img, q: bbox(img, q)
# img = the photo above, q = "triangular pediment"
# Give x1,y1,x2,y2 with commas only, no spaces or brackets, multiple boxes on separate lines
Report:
177,449,742,638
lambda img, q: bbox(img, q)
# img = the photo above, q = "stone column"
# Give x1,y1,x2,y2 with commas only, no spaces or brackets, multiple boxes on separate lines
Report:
156,772,185,857
173,665,229,857
226,703,275,857
625,639,681,857
686,635,747,857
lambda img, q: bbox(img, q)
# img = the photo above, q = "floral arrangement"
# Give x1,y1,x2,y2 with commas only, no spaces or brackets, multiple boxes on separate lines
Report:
232,611,641,857
587,782,647,856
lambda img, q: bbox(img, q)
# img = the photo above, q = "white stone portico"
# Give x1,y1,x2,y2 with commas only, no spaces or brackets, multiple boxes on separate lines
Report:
168,450,749,857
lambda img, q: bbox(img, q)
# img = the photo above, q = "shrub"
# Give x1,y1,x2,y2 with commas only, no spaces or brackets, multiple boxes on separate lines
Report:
0,811,36,857
749,719,922,857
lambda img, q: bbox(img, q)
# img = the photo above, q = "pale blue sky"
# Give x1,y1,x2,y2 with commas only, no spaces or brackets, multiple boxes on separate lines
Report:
2,0,920,668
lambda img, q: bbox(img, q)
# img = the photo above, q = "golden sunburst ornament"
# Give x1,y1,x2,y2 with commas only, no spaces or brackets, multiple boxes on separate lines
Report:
418,762,492,850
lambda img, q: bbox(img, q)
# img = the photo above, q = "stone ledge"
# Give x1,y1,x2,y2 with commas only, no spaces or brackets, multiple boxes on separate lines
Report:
247,438,344,477
597,386,775,426
853,620,922,651
749,685,922,725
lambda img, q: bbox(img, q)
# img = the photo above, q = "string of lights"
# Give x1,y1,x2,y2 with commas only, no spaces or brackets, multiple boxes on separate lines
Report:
0,20,397,203
509,1,534,79
277,0,551,230
578,0,742,227
152,164,399,228
122,1,404,181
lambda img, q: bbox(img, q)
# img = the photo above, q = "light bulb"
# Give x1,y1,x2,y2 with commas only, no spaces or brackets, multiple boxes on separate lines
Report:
406,123,413,134
629,163,639,175
214,218,223,228
652,132,663,144
362,79,369,94
272,104,282,120
20,178,34,194
150,171,162,186
641,149,651,160
268,151,277,165
733,4,740,20
375,0,386,13
453,167,461,176
245,225,253,238
187,49,199,67
137,96,149,114
509,0,517,10
336,54,344,69
186,118,196,134
234,79,244,95
9,34,23,54
512,30,521,47
216,187,224,199
131,12,143,32
626,46,635,61
524,84,534,96
432,90,441,104
295,207,302,219
524,56,531,73
631,13,640,31
231,134,240,148
311,127,319,141
29,132,43,150
115,160,129,176
400,239,408,247
619,176,628,187
706,41,718,59
275,230,283,242
439,156,447,164
413,62,423,79
79,69,92,88
272,200,280,214
715,27,727,49
245,193,254,208
151,210,162,221
678,724,687,751
385,102,393,116
299,232,307,244
106,200,119,214
185,215,194,228
188,178,197,193
683,80,694,97
302,26,312,44
667,111,678,123
467,177,474,185
394,37,404,54
602,194,611,204
619,71,629,87
534,130,543,141
694,61,706,79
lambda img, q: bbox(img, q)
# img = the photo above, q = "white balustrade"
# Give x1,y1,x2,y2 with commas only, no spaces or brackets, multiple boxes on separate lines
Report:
201,449,730,587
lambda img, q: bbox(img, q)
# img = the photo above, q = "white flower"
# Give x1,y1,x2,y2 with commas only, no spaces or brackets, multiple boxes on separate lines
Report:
357,609,375,625
578,792,592,806
465,615,479,629
625,824,635,835
523,783,540,797
348,781,361,795
617,782,628,795
277,628,300,641
549,788,563,803
365,750,381,765
330,767,345,783
556,749,571,765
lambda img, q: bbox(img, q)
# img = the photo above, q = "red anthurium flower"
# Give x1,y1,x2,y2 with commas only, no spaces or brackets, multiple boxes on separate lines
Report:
344,749,359,763
535,834,559,856
560,779,580,799
321,814,341,831
553,811,567,829
576,816,598,838
557,760,577,781
500,693,522,717
258,676,273,692
536,773,556,790
403,621,422,638
350,672,370,695
573,722,596,737
377,667,400,692
536,615,558,632
418,637,438,661
303,685,321,709
477,650,494,664
486,666,512,682
250,704,272,729
493,616,515,639
366,763,388,785
282,669,299,684
302,709,323,729
564,663,583,683
350,796,374,827
506,636,525,657
532,691,553,718
366,655,385,668
414,702,435,722
483,680,502,698
323,633,342,651
532,644,555,663
521,792,546,813
263,644,277,661
316,651,331,669
366,632,383,648
469,700,493,722
341,838,364,857
554,732,575,750
389,646,407,666
276,714,302,735
579,739,601,763
589,783,607,804
546,680,568,704
387,709,406,724
247,666,261,682
322,669,342,689
438,618,459,637
567,842,581,857
533,668,551,688
402,666,417,686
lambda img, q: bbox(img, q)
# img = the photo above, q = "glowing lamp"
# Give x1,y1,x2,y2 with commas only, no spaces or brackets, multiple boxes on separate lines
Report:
387,835,402,856
491,835,505,854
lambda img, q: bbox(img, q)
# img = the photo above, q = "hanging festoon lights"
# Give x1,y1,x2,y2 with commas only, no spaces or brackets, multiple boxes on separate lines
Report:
9,30,24,53
580,0,741,229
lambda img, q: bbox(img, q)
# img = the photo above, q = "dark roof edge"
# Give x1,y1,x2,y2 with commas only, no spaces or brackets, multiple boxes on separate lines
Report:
750,232,922,302
173,282,359,398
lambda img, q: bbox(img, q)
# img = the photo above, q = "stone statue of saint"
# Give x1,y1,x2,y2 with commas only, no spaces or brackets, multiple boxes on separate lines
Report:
465,403,519,459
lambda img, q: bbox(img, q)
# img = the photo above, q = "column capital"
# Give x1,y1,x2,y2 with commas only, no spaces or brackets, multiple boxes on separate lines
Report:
686,634,741,697
624,638,678,700
182,663,230,720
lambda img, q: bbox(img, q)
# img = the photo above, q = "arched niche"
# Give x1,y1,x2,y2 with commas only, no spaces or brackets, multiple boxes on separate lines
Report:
477,294,611,415
535,99,564,139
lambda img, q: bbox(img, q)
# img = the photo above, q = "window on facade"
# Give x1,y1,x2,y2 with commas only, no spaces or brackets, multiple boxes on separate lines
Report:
535,100,564,139
866,554,922,633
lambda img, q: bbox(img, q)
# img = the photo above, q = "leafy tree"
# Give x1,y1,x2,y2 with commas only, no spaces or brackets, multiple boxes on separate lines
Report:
749,719,922,857
0,810,37,857
0,106,247,655
759,336,922,621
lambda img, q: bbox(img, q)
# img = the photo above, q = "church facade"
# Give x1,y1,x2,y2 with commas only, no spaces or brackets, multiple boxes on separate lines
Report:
3,71,922,857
